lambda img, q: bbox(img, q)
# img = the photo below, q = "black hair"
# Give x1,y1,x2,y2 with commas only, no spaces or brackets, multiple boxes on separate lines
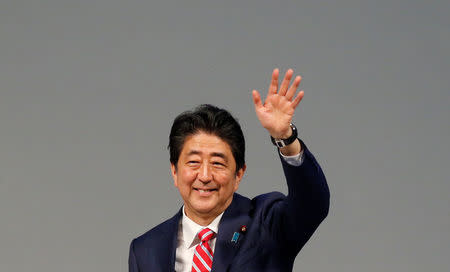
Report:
168,104,245,173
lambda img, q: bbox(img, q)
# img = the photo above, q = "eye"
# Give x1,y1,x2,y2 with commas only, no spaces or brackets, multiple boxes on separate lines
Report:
212,161,225,166
187,160,200,165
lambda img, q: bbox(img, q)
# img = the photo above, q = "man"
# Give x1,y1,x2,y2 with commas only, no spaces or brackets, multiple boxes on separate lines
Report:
129,69,330,271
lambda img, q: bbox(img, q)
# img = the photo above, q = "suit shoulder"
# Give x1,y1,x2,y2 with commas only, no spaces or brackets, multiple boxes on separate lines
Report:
132,211,181,249
134,217,173,241
251,191,286,205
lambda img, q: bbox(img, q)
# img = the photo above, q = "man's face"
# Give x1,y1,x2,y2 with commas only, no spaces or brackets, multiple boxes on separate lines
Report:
171,132,245,222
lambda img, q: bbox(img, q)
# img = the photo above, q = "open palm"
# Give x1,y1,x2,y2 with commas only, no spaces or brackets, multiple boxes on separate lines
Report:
252,68,304,139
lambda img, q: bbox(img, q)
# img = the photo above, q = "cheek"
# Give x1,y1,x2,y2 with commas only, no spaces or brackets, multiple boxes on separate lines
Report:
215,172,237,188
179,169,197,185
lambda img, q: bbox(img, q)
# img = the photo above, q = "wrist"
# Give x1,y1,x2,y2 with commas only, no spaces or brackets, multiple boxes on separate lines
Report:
268,124,292,139
270,129,292,140
270,123,298,148
279,139,302,156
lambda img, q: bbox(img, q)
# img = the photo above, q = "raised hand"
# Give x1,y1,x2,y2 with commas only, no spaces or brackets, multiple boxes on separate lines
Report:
252,68,304,139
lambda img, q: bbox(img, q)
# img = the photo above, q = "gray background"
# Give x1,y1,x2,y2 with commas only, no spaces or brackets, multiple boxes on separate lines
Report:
1,0,449,271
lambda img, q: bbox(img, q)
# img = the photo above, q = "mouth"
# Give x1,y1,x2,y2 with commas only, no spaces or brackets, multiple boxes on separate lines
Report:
193,188,218,196
194,188,217,192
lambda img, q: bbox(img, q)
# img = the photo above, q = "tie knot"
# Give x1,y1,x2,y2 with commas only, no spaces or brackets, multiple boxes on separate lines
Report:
198,228,215,242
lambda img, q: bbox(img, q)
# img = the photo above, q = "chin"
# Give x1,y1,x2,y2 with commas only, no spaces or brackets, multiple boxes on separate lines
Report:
192,203,216,214
190,199,218,214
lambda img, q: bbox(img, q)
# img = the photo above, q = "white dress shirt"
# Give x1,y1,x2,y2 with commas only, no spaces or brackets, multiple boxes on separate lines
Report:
174,150,304,272
175,206,224,272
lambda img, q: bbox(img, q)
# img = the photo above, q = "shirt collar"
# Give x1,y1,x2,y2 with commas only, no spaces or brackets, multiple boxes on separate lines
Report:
181,206,224,249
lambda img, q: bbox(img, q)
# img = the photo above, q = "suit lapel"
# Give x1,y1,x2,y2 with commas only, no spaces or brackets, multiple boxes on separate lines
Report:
154,208,181,271
211,194,252,272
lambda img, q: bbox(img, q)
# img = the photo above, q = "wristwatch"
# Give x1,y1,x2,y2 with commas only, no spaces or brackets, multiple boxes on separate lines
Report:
270,123,298,148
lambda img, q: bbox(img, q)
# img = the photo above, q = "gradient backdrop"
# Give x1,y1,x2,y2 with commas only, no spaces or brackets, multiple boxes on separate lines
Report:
1,0,449,271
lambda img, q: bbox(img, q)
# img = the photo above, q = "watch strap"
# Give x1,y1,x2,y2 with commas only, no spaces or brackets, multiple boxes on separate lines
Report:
270,123,298,148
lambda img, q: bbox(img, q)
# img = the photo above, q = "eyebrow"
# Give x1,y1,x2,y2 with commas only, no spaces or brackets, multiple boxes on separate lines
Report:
187,150,228,161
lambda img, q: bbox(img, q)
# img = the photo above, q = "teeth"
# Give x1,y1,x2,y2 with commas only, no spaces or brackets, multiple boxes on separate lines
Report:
198,189,213,192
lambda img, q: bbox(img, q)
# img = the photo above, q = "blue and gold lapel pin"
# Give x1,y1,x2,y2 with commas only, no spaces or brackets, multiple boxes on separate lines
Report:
231,232,239,243
231,225,247,243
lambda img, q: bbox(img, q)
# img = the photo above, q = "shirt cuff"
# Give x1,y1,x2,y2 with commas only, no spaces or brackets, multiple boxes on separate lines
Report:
279,149,304,166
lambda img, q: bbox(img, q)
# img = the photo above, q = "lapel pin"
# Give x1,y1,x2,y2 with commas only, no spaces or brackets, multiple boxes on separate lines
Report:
231,232,240,243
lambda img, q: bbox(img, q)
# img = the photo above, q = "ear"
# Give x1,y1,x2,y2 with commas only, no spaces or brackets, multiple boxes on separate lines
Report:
233,164,246,191
170,163,178,188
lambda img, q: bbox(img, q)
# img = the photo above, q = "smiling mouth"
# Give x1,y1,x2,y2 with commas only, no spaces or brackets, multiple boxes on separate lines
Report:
194,188,217,193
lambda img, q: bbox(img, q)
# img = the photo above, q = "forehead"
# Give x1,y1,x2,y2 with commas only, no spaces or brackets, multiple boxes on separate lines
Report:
180,132,233,157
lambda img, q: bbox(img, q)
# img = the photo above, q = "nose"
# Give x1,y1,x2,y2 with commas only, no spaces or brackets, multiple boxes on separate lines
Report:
198,162,212,183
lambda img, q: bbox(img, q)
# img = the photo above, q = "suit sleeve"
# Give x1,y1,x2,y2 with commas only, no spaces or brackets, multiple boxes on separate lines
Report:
268,140,330,254
129,239,139,272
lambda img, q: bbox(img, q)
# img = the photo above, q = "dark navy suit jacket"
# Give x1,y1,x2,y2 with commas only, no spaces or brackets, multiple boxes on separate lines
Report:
129,142,330,271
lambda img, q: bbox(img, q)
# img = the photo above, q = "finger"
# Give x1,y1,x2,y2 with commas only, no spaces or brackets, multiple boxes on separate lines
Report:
278,69,294,96
252,90,264,110
286,75,302,101
268,68,279,95
292,90,305,109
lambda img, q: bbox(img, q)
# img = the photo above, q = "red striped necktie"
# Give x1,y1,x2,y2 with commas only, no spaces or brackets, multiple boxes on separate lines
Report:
191,228,215,272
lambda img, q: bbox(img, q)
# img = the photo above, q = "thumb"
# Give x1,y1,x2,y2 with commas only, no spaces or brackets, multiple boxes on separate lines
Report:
252,90,263,109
